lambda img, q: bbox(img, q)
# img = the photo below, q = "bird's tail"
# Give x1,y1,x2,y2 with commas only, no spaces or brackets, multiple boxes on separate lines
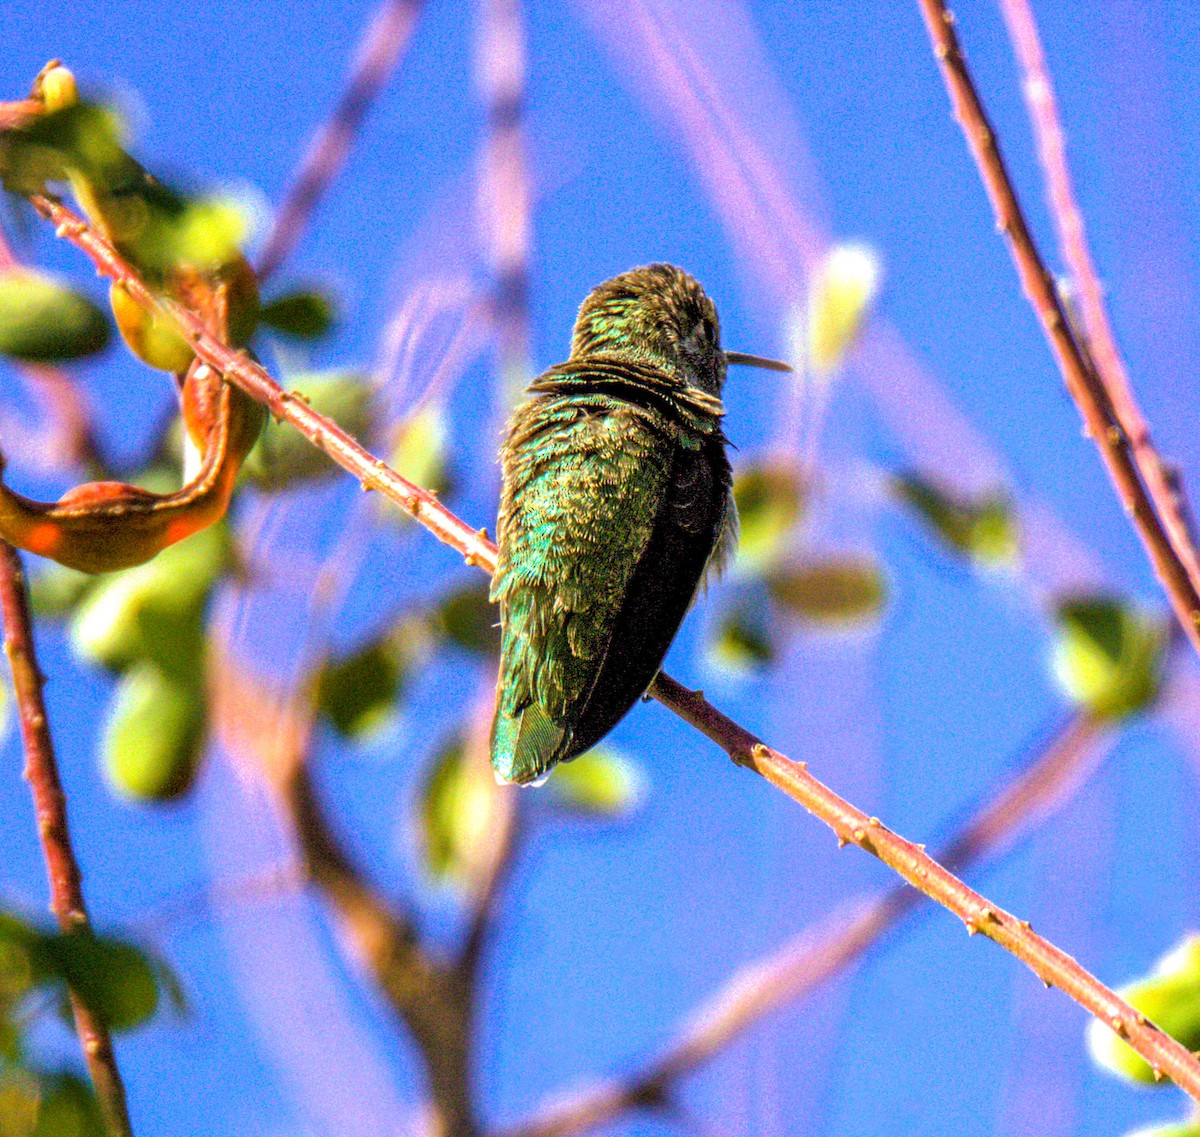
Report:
490,700,566,786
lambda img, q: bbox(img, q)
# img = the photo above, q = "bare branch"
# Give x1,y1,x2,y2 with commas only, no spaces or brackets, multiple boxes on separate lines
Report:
498,712,1106,1137
914,0,1200,659
255,0,425,283
208,647,478,1137
36,193,1200,1102
0,541,133,1137
997,0,1200,597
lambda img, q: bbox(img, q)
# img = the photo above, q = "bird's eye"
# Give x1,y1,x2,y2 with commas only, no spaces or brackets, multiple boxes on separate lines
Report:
695,319,716,346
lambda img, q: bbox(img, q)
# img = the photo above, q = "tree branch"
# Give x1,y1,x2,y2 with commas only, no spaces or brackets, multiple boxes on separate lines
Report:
0,541,133,1137
255,0,425,283
208,647,478,1137
498,711,1106,1137
914,0,1200,659
34,194,1200,1102
996,0,1200,594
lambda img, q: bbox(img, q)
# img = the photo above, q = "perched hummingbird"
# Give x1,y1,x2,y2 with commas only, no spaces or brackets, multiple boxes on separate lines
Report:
489,263,790,785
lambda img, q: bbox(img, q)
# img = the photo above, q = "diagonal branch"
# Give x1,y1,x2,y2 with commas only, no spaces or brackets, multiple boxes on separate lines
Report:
498,711,1106,1137
255,0,425,283
33,193,1200,1102
0,541,133,1137
996,0,1200,592
914,0,1200,661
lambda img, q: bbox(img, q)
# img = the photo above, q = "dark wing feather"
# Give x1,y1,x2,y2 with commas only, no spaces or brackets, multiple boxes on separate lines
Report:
565,434,730,755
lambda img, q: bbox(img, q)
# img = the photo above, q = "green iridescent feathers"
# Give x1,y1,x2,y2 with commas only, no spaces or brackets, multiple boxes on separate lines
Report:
489,264,736,785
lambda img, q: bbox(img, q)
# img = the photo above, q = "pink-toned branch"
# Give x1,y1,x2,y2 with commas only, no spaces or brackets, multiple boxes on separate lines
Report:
35,193,1200,1102
914,0,1200,661
476,0,533,404
997,0,1200,590
255,0,424,283
500,712,1107,1137
0,221,101,471
0,541,133,1137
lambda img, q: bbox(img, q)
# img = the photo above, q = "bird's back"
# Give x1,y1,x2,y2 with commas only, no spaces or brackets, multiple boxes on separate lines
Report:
490,359,731,784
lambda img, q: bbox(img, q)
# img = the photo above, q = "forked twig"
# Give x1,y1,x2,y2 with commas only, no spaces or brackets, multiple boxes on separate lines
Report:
914,0,1200,661
34,192,1200,1102
0,541,133,1137
997,0,1200,591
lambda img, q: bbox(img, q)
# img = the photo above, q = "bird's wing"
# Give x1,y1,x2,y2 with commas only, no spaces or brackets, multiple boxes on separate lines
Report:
490,394,675,783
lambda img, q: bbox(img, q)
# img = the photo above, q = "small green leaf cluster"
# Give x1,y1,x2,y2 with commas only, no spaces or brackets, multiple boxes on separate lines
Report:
708,457,887,675
0,906,180,1135
891,471,1167,723
34,520,231,801
894,474,1018,568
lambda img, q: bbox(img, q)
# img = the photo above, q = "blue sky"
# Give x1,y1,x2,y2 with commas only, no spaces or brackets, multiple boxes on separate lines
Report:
3,2,1200,1135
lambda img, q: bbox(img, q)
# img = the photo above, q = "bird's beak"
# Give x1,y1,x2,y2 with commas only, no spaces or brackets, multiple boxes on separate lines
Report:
725,351,792,373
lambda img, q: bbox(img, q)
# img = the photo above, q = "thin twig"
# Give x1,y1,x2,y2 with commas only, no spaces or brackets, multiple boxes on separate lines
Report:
476,0,533,404
498,712,1106,1137
35,193,1200,1101
255,0,424,283
0,541,133,1137
997,0,1200,590
914,0,1200,659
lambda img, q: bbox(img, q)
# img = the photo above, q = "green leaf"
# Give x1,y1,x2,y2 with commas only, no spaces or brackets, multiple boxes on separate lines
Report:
0,272,110,363
707,599,775,675
419,730,505,886
316,613,433,739
1088,934,1200,1085
68,519,226,675
1121,1124,1200,1137
242,371,375,489
31,1071,106,1137
259,289,337,340
35,930,159,1032
1051,595,1166,720
894,474,1018,566
0,1067,39,1137
0,101,126,198
102,662,206,801
767,556,886,624
0,913,37,1013
731,459,806,574
389,404,450,498
806,243,882,373
28,566,95,620
317,640,401,740
436,581,500,656
547,748,644,815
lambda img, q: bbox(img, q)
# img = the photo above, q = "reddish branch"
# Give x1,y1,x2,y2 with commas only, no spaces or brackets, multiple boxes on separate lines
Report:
501,712,1106,1137
997,0,1200,592
0,541,133,1137
34,194,1200,1103
255,0,425,283
914,0,1200,661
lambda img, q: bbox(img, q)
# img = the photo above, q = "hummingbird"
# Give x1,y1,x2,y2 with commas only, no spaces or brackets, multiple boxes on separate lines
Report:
489,263,790,785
